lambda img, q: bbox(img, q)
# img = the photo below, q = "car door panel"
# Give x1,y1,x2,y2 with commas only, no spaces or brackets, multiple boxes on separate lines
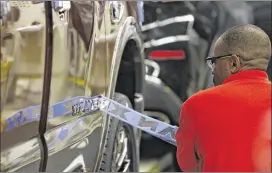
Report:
44,1,107,172
1,1,144,171
1,1,47,171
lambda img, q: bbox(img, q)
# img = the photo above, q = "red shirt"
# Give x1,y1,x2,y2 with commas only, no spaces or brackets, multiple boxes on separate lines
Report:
175,70,271,172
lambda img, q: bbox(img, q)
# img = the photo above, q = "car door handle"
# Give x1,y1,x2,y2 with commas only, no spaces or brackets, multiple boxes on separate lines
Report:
109,1,124,24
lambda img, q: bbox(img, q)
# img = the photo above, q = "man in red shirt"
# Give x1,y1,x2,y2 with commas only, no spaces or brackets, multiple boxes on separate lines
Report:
175,24,271,172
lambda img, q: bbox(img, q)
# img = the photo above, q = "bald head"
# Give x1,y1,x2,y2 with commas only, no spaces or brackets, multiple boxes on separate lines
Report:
215,24,271,71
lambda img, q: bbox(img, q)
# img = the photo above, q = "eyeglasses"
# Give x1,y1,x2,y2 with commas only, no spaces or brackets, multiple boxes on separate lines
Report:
206,54,233,70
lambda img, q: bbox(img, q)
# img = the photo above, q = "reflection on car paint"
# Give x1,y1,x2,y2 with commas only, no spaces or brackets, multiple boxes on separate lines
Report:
1,113,101,171
1,95,101,170
0,138,40,171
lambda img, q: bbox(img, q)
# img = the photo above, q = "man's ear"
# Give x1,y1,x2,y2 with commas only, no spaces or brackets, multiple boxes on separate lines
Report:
230,55,241,74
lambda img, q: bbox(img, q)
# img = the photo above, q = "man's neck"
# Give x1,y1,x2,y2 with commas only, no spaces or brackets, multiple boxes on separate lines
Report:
223,69,269,84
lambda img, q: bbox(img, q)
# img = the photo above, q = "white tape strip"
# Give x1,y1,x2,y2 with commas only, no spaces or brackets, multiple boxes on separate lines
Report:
5,95,178,146
98,96,178,146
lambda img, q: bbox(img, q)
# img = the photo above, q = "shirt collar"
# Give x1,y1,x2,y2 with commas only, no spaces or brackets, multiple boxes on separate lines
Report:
222,70,269,84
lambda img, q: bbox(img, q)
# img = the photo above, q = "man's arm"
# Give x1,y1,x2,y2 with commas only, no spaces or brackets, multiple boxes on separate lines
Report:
175,99,199,171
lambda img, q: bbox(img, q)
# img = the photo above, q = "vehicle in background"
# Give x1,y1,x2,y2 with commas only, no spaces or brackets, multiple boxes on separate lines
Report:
142,59,182,172
0,1,145,172
141,1,218,103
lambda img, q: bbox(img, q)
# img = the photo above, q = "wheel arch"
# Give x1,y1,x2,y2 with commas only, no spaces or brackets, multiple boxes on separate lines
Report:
105,16,145,171
94,16,144,172
106,16,145,112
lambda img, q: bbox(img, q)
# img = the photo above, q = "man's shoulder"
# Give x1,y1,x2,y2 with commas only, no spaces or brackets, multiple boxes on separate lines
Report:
185,86,223,104
181,86,219,115
181,86,225,120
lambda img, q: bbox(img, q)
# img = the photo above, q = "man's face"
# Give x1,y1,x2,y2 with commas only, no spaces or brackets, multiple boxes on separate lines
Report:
212,43,232,86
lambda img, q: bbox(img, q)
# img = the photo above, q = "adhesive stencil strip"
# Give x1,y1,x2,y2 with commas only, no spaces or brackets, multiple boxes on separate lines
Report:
4,95,177,146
